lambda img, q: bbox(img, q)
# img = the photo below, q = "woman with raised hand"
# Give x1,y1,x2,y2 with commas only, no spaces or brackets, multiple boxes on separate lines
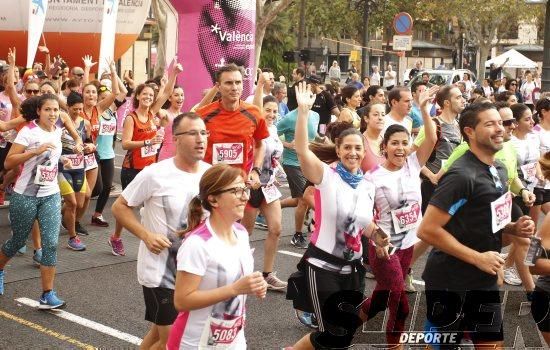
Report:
167,164,267,349
109,61,182,256
288,82,386,350
360,85,439,347
0,94,66,309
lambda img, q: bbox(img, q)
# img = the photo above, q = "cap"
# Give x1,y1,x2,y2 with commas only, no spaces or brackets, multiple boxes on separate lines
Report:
306,75,323,85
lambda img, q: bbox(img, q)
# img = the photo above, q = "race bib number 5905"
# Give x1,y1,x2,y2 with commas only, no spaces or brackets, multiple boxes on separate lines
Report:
213,143,244,165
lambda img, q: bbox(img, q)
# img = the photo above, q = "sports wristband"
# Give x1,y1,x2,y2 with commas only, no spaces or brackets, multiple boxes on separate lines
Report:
251,167,261,176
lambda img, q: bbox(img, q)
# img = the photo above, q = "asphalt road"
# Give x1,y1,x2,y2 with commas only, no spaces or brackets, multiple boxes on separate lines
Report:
0,139,547,349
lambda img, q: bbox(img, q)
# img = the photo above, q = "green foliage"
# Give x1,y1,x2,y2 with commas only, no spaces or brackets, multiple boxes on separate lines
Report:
259,10,297,77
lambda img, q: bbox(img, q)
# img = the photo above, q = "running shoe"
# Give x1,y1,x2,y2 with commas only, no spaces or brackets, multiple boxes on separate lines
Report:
290,233,308,249
255,215,268,230
108,236,126,256
503,267,522,286
265,272,288,291
17,245,27,255
364,264,375,279
39,290,66,310
67,237,86,251
75,222,89,236
33,249,42,267
0,189,5,206
0,270,4,295
295,310,318,329
405,272,416,293
91,215,109,227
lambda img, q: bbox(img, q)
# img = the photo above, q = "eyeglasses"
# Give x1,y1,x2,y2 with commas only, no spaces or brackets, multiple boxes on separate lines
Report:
213,186,250,199
502,119,518,127
489,166,503,191
26,89,39,95
174,130,210,137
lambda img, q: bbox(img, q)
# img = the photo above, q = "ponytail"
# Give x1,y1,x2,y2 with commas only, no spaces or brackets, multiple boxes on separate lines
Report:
180,196,204,238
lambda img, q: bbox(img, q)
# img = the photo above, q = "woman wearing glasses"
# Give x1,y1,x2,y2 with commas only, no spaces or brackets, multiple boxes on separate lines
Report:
110,63,182,256
168,164,267,349
77,59,119,236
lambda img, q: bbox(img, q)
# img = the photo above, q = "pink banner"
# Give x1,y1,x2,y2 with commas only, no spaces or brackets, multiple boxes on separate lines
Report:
169,0,256,111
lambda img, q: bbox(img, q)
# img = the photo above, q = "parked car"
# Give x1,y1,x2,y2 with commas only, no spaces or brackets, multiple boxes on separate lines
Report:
407,69,478,87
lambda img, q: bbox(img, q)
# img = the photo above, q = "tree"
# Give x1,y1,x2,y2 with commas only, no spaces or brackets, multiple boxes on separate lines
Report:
255,0,295,69
259,8,296,77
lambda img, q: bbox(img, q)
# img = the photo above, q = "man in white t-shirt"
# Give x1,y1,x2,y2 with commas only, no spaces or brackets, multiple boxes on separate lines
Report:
382,86,413,135
245,69,274,104
112,112,211,350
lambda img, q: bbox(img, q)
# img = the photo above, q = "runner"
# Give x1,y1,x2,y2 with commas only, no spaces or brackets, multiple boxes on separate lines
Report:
59,92,90,251
529,151,550,346
158,85,184,161
287,82,385,350
112,112,210,349
240,95,287,291
167,163,267,349
531,97,550,225
359,86,438,347
419,103,536,348
110,62,182,255
337,85,362,129
0,94,67,309
77,58,119,236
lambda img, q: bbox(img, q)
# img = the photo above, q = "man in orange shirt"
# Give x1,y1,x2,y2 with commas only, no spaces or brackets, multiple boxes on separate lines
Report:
196,63,268,189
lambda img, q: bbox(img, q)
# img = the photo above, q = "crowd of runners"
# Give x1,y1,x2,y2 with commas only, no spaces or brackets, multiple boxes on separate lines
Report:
0,45,549,349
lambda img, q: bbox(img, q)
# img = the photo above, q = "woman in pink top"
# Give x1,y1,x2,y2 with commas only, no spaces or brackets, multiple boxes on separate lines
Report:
158,86,184,161
360,103,386,172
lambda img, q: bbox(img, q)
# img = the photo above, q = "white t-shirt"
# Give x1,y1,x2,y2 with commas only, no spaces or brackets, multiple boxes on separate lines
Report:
370,152,422,250
534,125,550,189
520,81,537,104
371,72,381,86
382,113,413,136
259,125,283,185
511,134,541,191
122,158,211,289
169,219,253,349
308,163,375,273
14,121,62,197
383,70,396,87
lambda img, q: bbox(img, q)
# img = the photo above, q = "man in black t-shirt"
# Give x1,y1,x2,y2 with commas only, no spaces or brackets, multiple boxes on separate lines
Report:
489,57,510,81
307,75,339,134
418,103,535,348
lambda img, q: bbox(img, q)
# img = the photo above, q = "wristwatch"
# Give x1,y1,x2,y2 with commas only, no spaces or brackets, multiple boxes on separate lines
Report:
519,188,528,196
251,167,261,176
144,139,152,146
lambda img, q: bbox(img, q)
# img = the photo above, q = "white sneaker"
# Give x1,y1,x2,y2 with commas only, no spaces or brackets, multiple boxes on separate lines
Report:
503,267,522,286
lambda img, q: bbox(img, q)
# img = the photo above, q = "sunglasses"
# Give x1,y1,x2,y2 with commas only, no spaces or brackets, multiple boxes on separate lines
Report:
510,83,517,86
502,119,518,127
26,89,39,94
489,166,503,191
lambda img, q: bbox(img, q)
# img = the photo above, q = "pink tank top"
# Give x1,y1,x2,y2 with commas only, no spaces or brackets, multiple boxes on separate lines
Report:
361,136,385,172
158,109,180,161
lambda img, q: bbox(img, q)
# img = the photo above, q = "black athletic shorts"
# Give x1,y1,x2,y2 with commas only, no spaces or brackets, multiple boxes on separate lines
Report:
531,287,550,333
534,188,550,206
120,167,142,190
0,142,12,172
425,288,503,344
142,286,178,326
248,188,264,209
282,164,307,198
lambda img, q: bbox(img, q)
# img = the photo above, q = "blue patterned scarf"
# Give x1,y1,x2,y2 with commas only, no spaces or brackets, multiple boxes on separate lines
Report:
335,162,363,189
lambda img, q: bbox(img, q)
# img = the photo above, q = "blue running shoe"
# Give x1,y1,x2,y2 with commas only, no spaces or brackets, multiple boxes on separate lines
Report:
67,237,86,251
0,270,4,295
39,290,66,310
33,249,42,267
17,245,27,255
295,310,318,329
255,214,268,230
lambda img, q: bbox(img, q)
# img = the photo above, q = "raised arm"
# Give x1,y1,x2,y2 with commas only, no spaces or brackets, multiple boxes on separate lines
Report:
294,82,325,185
150,59,183,115
415,85,439,166
96,59,119,115
82,55,97,86
192,86,219,111
5,48,21,110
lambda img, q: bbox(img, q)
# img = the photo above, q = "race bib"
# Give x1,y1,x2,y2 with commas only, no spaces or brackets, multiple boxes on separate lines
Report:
391,202,421,234
98,119,116,136
212,143,244,165
521,162,537,182
199,315,244,349
0,133,6,148
64,154,84,170
84,153,98,171
490,191,513,234
34,164,58,186
261,183,282,204
140,144,157,158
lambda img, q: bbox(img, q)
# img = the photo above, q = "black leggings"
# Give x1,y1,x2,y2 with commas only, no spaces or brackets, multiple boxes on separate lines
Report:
93,158,115,214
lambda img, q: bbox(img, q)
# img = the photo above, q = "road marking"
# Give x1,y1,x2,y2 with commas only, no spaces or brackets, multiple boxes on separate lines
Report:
277,251,426,286
278,250,303,258
0,309,95,349
15,298,142,346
